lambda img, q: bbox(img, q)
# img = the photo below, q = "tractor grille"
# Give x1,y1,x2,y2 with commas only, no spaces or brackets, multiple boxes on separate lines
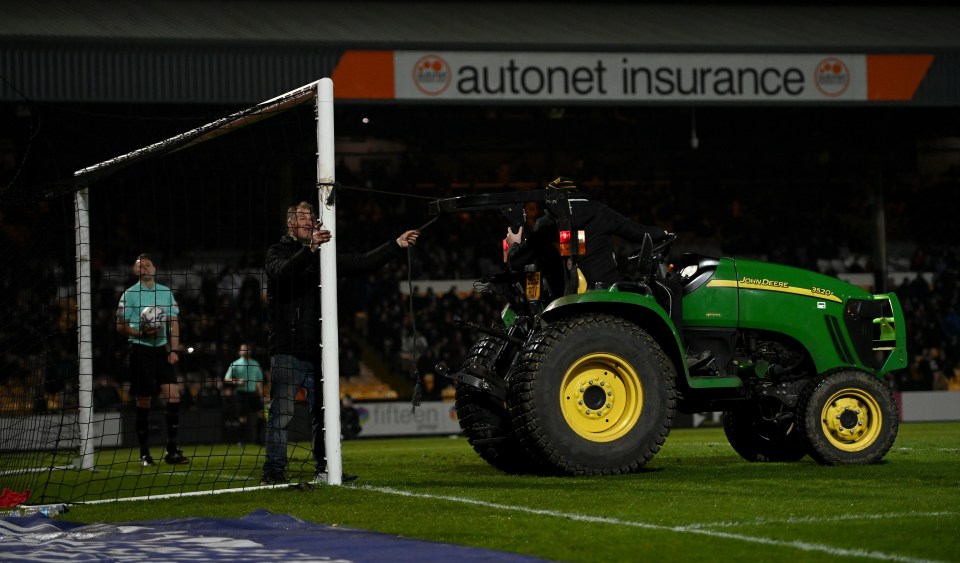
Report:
843,298,896,370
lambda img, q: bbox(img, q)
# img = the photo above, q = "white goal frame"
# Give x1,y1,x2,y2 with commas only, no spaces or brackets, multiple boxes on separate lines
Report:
71,77,346,486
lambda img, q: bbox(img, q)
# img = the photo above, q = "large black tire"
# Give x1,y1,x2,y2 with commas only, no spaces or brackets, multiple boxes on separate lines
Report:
798,370,899,465
722,401,807,462
508,314,676,475
454,336,539,474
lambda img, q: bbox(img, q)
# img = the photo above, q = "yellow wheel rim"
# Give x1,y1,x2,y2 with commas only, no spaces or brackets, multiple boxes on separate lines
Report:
559,353,642,442
819,387,883,452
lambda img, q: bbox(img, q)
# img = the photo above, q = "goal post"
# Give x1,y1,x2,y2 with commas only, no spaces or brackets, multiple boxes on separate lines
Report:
316,78,344,485
10,76,346,504
74,188,94,472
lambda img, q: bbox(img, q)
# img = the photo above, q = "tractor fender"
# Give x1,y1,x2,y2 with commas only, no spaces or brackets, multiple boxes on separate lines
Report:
540,290,689,380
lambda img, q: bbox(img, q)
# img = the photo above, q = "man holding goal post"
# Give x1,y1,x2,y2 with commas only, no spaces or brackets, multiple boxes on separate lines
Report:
261,201,420,485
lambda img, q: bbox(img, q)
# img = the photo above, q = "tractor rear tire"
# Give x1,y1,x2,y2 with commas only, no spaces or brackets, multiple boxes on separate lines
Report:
455,336,539,474
722,402,807,462
508,314,676,475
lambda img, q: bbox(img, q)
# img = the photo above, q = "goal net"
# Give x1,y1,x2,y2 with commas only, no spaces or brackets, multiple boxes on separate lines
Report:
0,78,356,505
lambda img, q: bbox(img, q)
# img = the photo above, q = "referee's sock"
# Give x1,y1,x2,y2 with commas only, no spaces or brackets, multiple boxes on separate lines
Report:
136,407,150,457
165,401,181,453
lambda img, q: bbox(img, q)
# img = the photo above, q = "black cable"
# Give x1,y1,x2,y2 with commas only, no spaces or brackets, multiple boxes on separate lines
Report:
334,182,436,201
331,179,434,410
407,247,424,412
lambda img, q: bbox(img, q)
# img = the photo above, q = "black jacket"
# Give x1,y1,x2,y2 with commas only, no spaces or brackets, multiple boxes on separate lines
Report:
509,197,666,286
266,235,403,359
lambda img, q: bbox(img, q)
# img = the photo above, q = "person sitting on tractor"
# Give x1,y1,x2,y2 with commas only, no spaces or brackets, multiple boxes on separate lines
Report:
504,176,668,287
504,177,709,368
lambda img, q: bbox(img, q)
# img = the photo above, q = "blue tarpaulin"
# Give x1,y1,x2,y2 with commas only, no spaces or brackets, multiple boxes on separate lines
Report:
0,509,548,562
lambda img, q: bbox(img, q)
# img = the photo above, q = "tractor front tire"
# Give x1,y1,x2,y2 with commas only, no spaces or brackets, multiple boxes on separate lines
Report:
798,370,899,465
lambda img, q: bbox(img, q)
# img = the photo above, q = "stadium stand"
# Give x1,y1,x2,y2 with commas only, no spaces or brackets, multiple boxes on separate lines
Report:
2,160,959,429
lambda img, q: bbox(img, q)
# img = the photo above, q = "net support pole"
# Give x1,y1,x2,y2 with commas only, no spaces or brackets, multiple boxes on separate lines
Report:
872,175,888,294
74,188,95,471
316,77,343,485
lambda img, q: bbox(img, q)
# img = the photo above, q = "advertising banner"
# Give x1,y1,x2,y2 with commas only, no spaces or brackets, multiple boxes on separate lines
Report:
354,400,461,437
333,51,934,104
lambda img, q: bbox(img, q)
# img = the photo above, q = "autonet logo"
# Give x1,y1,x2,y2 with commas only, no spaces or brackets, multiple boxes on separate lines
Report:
413,55,452,96
814,57,851,97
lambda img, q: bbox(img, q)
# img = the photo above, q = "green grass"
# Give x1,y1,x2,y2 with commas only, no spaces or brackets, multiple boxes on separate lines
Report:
49,422,960,562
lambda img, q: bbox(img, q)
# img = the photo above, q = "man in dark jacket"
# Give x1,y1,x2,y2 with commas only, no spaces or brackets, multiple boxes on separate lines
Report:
505,178,708,367
261,201,419,485
505,177,668,287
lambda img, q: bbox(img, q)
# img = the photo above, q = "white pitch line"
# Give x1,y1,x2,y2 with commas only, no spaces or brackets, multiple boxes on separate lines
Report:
359,485,947,563
684,511,958,530
83,466,260,481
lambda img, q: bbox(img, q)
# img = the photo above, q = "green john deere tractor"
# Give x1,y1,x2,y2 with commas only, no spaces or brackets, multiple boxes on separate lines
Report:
429,189,907,476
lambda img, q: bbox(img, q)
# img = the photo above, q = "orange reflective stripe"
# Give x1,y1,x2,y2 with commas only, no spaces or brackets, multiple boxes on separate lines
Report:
867,55,934,101
331,50,396,99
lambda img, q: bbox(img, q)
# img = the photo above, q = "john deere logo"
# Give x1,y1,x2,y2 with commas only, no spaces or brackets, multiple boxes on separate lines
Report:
814,57,850,97
413,55,452,96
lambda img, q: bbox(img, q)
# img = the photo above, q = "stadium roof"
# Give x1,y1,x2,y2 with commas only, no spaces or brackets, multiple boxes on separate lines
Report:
3,1,960,104
4,1,960,51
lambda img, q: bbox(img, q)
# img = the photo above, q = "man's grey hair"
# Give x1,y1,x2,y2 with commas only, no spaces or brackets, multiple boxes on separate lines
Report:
286,201,315,224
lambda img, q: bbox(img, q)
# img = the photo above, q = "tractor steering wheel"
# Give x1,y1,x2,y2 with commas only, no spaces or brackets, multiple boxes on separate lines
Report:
627,232,677,263
628,232,677,284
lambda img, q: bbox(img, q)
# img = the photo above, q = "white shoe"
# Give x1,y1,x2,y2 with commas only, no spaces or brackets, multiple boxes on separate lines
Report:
313,470,358,483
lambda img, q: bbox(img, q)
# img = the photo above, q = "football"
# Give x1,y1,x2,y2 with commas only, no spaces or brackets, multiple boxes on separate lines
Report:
140,306,166,330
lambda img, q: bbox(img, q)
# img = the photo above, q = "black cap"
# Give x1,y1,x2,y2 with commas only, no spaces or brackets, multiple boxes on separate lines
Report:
546,176,577,190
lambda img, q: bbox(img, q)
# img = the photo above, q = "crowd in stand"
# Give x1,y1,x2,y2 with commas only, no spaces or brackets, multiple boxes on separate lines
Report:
893,247,960,391
2,168,960,418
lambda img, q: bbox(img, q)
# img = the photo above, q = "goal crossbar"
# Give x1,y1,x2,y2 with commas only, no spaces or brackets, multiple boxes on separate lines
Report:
73,80,321,182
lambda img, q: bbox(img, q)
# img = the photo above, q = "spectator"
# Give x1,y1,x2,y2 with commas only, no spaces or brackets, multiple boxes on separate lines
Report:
223,343,265,444
340,394,362,440
92,376,123,411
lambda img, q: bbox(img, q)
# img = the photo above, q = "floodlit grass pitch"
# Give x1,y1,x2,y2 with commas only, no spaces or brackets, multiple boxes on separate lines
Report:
52,422,960,562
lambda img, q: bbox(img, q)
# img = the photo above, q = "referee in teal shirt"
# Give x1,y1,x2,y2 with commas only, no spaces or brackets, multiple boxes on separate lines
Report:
116,253,189,467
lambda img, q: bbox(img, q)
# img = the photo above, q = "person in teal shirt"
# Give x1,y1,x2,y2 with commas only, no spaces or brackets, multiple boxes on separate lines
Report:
224,343,265,444
116,253,189,467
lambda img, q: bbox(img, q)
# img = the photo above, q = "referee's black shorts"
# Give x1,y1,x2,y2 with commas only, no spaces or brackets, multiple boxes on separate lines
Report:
128,344,176,398
236,390,263,413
